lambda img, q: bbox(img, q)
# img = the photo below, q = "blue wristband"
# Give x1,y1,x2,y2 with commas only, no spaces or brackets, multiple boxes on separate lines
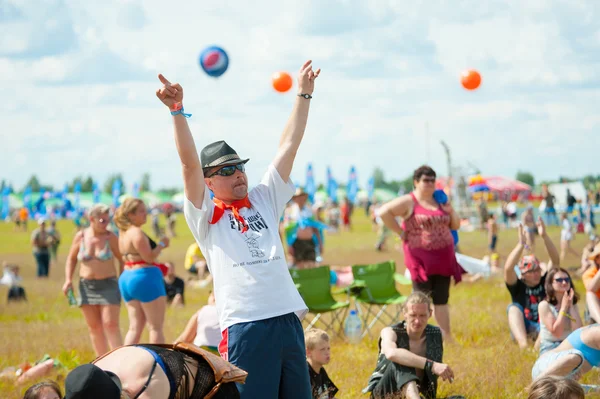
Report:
170,105,192,118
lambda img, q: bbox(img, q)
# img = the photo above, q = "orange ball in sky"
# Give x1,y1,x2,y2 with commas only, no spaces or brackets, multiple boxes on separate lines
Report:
461,69,482,90
272,71,293,93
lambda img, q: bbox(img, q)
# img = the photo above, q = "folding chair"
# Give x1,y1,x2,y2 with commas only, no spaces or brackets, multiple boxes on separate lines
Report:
351,260,411,338
290,266,350,337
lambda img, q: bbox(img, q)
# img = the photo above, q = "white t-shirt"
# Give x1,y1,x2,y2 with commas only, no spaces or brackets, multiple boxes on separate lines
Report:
184,165,307,331
193,305,221,348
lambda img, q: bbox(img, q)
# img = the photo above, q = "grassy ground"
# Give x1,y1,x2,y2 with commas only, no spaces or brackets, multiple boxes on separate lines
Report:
0,212,597,398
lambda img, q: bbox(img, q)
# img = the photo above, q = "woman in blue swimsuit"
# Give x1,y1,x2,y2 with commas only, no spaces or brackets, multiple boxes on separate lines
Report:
533,324,600,380
63,204,124,356
115,198,170,345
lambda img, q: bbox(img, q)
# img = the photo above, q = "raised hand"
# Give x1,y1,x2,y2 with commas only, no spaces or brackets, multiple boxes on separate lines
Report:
297,60,321,95
518,224,527,245
155,74,184,109
536,216,547,236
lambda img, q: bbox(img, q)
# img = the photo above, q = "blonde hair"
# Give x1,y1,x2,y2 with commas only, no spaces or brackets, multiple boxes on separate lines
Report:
23,380,62,399
403,291,433,313
527,376,584,399
305,328,329,350
114,198,144,231
88,204,110,218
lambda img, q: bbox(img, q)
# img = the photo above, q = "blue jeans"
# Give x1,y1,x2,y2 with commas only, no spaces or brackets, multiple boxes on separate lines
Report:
34,252,50,277
545,208,559,226
220,313,311,399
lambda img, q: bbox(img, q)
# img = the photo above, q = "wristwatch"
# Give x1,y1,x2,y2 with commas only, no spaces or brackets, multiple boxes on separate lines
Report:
297,93,312,99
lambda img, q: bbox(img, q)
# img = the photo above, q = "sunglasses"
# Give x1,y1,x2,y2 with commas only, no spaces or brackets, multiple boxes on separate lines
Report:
97,218,110,224
421,177,436,183
554,277,571,284
208,163,245,178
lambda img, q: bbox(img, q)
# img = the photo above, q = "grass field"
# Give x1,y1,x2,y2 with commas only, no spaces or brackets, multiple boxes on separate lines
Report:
0,212,598,398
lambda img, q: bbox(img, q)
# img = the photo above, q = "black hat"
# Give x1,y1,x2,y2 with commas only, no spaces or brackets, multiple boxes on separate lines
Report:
200,140,249,170
64,364,122,399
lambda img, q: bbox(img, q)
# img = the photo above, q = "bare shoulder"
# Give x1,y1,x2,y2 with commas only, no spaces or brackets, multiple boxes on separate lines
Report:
72,230,84,243
380,326,397,341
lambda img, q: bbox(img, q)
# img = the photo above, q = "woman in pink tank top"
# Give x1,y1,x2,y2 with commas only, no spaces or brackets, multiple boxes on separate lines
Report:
378,165,461,340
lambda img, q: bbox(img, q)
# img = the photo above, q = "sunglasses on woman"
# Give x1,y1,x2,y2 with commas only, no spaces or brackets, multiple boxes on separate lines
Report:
554,277,570,284
208,163,245,178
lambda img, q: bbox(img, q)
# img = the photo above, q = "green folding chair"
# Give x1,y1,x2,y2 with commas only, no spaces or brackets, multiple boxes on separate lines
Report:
350,260,411,338
290,266,350,337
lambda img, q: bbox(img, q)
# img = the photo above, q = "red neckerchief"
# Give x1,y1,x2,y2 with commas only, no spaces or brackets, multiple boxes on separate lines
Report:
210,197,252,233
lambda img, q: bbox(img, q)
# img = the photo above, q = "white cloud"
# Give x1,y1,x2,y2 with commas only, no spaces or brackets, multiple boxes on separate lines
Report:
1,0,600,192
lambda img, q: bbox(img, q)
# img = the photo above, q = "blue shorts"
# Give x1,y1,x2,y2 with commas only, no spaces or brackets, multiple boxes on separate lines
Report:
219,312,311,399
118,267,166,303
507,303,540,335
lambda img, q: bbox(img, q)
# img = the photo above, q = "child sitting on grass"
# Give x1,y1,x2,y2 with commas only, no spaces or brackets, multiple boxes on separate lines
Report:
306,328,338,399
0,262,26,302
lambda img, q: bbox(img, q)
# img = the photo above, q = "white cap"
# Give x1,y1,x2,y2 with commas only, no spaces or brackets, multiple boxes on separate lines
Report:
37,217,47,225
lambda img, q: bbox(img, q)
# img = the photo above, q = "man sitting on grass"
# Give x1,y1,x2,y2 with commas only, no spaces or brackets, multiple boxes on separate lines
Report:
505,219,560,350
363,291,454,399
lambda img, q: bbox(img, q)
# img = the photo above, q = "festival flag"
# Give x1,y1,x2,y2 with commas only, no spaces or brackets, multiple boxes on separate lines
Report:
1,187,10,220
74,181,81,210
112,179,122,207
305,163,316,203
23,186,32,213
347,165,358,203
132,182,140,198
367,175,375,201
326,166,337,201
92,182,100,204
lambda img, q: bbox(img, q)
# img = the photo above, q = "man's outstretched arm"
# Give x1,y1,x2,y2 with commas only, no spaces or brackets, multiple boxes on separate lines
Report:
156,74,205,209
272,60,321,182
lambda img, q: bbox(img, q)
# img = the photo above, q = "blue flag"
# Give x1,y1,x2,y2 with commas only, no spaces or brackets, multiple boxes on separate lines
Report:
23,186,32,213
35,189,47,215
305,163,316,203
347,166,358,203
112,180,122,207
92,182,100,204
74,181,81,211
367,175,375,201
132,182,140,198
1,187,10,220
326,166,337,201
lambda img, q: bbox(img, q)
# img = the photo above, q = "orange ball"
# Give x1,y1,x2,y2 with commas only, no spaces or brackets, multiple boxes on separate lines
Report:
272,71,293,93
461,69,481,90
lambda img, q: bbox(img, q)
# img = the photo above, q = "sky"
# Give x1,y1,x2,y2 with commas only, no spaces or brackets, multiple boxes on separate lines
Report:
1,0,599,192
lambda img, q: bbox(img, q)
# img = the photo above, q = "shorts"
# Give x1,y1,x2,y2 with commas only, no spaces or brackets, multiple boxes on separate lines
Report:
292,239,317,262
79,277,121,306
489,235,497,251
506,303,540,336
118,266,166,303
412,275,451,305
219,313,311,398
532,349,584,380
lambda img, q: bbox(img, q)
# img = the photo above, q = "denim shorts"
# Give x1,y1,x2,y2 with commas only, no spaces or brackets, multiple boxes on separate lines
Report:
532,349,584,380
507,303,540,336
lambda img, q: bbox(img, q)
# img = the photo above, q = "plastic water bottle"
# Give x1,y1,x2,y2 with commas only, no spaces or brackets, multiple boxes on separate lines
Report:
344,310,362,344
67,288,77,307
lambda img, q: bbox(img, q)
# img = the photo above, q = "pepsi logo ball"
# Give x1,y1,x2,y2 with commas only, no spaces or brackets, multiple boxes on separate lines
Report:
199,46,229,78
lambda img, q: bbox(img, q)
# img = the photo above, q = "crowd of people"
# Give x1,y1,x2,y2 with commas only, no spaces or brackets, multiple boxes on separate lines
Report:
6,60,600,399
